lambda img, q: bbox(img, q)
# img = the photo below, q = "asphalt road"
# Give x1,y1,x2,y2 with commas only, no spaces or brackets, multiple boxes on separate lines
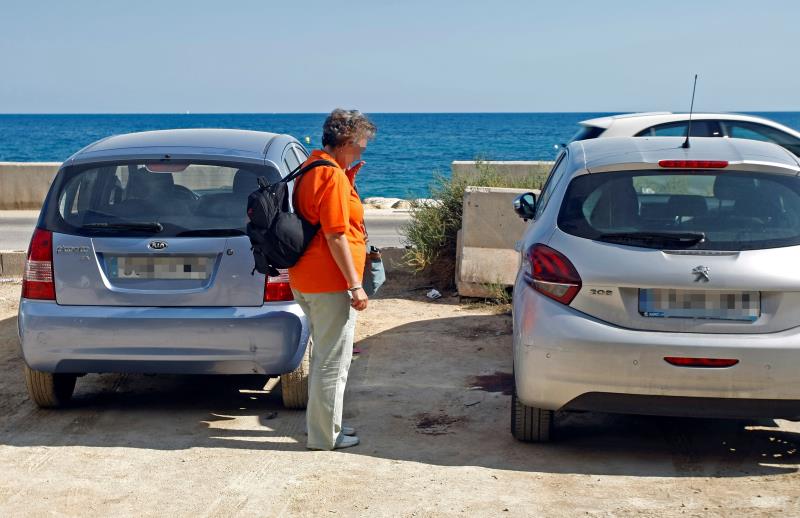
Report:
0,209,411,251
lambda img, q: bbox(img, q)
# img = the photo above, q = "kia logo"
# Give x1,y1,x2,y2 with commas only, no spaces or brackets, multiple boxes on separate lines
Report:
148,240,169,250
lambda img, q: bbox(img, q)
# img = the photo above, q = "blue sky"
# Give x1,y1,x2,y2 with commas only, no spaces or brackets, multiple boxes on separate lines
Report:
1,0,798,113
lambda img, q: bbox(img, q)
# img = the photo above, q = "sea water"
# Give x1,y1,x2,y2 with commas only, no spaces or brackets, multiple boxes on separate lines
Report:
2,112,799,198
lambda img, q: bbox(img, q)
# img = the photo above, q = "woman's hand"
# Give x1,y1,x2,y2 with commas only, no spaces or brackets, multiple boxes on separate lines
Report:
350,287,368,311
345,161,365,182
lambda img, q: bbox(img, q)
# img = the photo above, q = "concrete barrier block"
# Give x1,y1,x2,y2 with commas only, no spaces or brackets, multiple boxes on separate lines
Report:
0,162,61,210
456,247,520,298
458,246,520,285
0,251,26,277
462,186,535,249
456,185,538,297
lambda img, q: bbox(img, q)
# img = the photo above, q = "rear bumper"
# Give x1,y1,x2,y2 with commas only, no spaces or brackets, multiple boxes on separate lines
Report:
512,283,800,417
563,393,800,419
18,300,309,375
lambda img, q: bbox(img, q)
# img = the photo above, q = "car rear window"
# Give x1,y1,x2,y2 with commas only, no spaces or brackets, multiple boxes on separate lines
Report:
46,162,281,237
557,170,800,250
569,125,605,142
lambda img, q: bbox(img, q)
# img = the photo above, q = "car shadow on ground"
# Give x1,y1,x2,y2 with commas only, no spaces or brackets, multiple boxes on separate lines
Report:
1,312,799,478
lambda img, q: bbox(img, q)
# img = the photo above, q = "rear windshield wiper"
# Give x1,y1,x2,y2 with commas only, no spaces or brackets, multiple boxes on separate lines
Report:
175,228,246,237
81,221,164,232
597,231,706,249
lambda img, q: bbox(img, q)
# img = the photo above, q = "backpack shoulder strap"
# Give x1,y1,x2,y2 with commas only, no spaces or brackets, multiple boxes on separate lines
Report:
289,159,338,229
282,159,338,184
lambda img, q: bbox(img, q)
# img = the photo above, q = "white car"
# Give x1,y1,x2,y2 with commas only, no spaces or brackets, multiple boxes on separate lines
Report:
570,112,800,157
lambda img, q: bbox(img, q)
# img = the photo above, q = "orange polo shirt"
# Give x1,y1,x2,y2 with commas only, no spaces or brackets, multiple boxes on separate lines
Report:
288,150,366,293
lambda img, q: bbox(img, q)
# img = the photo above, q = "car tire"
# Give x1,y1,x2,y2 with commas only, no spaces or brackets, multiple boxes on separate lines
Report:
511,385,553,442
280,340,311,409
23,365,77,408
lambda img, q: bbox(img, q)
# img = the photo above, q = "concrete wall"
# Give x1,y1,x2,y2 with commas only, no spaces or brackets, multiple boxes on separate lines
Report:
0,163,262,211
456,186,539,298
0,251,26,278
0,162,58,275
0,163,61,210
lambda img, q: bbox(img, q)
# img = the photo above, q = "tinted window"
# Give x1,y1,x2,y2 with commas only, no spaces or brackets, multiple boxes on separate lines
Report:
534,152,568,219
558,170,800,251
569,126,605,142
636,120,719,137
49,162,280,237
722,121,800,156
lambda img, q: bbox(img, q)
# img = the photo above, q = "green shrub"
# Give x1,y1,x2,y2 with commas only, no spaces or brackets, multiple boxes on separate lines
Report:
401,161,547,285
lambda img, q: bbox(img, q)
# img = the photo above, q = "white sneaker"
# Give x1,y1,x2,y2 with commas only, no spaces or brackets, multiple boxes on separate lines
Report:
307,434,360,451
333,434,360,450
304,424,356,436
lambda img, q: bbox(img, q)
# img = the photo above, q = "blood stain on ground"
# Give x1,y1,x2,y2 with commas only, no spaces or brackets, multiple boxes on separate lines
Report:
414,412,466,435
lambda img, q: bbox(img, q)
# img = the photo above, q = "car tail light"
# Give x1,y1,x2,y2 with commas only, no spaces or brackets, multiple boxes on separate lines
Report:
523,244,581,305
664,357,739,368
658,160,728,169
264,269,293,302
22,228,56,301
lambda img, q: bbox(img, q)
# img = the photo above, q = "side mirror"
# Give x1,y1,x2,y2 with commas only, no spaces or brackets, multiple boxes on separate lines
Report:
513,192,537,221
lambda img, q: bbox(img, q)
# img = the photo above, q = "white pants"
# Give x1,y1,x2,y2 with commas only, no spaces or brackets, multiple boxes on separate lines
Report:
292,289,357,450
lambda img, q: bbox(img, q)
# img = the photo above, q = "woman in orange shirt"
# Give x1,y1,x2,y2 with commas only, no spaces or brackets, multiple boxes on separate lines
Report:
289,109,376,450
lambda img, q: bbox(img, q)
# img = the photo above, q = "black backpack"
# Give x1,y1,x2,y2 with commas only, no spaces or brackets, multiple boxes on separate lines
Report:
246,159,336,276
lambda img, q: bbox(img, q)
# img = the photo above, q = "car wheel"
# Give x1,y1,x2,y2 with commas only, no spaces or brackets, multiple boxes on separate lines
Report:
511,384,553,442
280,340,310,409
23,365,77,408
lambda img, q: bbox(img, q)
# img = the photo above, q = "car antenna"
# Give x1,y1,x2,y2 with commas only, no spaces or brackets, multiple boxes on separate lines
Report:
681,74,698,149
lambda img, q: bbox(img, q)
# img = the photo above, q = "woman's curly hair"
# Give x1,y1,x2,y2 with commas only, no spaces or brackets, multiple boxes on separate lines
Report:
321,109,377,148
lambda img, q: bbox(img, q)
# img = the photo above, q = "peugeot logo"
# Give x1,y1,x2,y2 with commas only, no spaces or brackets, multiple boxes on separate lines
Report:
692,265,710,282
148,240,168,250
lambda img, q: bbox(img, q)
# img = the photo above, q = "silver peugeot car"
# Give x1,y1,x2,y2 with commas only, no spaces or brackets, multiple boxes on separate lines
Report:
18,129,313,409
511,135,800,442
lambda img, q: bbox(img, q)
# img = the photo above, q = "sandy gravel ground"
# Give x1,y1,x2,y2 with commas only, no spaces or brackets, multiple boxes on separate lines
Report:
1,277,800,517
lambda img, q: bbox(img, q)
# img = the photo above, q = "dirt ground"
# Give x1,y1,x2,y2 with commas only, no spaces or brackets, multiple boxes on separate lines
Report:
1,276,800,517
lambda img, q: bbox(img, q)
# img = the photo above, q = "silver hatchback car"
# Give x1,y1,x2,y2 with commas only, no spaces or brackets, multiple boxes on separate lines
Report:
511,136,800,442
18,129,314,409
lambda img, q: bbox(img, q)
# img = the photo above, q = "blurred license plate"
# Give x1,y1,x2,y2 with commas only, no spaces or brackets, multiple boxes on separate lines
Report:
639,289,760,321
109,256,212,280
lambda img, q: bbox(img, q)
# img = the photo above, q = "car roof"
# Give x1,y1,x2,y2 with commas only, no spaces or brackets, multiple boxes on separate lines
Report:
66,128,292,166
579,112,784,130
566,136,800,175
